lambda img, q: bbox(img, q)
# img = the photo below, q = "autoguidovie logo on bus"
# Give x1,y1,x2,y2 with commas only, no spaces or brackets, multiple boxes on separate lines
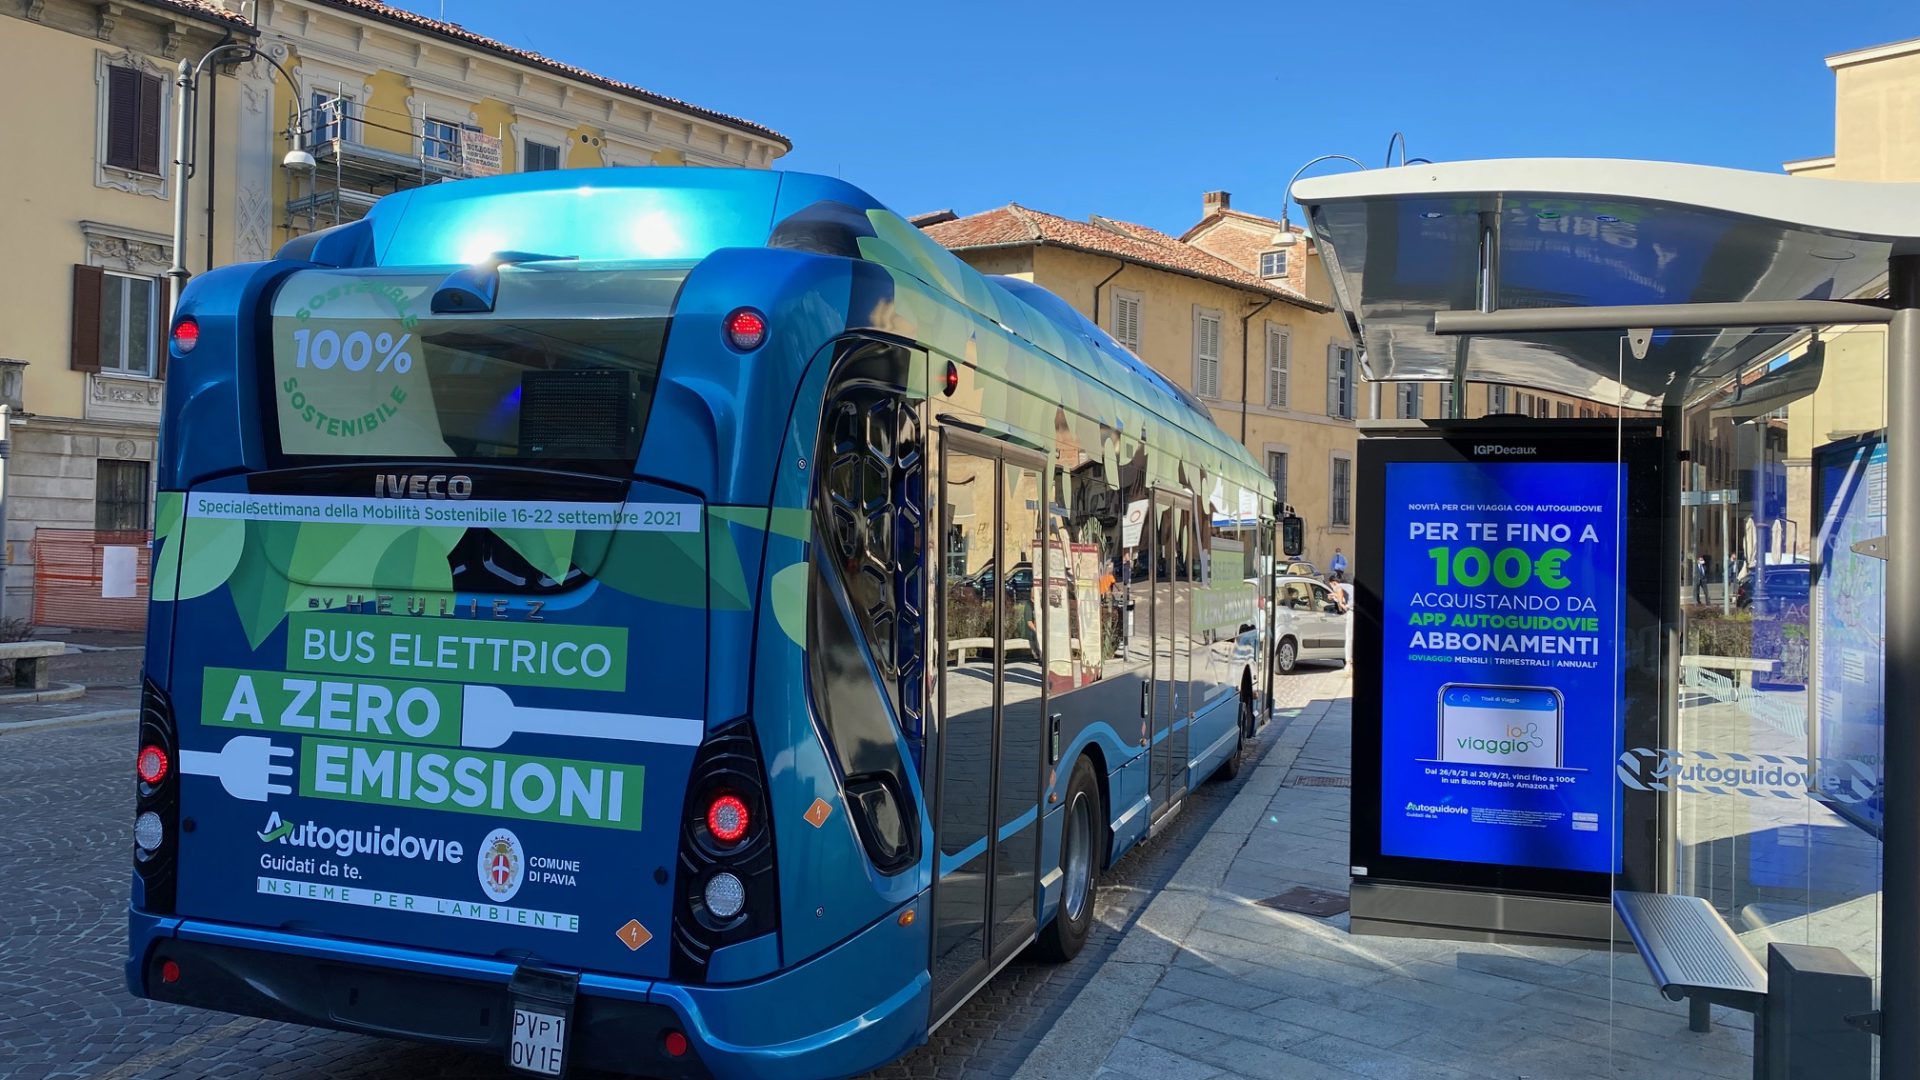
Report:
478,827,525,902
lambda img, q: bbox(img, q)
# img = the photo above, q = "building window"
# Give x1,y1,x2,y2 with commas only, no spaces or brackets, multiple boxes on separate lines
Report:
1193,308,1222,398
1489,385,1509,414
523,139,561,172
1440,382,1456,417
1267,451,1288,504
307,92,357,146
1326,344,1355,420
1536,396,1551,418
423,117,460,162
1259,250,1288,278
1112,291,1142,351
96,460,151,533
1264,323,1290,408
1330,455,1352,528
105,65,163,175
1557,402,1575,419
100,272,158,377
1514,390,1533,416
1396,383,1422,419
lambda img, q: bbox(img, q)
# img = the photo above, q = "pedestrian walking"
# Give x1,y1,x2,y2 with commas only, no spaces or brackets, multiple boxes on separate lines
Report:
1328,571,1354,670
1693,554,1708,605
1330,546,1348,580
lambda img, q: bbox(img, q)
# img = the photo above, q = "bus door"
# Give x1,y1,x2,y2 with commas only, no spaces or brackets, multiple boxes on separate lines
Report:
930,436,1047,1021
1148,491,1193,823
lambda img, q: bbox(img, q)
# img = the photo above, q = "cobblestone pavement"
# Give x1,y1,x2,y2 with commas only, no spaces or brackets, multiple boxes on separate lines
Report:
0,663,1345,1079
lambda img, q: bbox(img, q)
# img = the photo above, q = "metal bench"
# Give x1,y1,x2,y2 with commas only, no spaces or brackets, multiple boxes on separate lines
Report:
1613,890,1766,1033
1679,655,1777,701
945,638,1036,664
0,640,66,691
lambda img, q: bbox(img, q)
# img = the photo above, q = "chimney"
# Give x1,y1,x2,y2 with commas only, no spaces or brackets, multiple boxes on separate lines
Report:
1203,190,1231,215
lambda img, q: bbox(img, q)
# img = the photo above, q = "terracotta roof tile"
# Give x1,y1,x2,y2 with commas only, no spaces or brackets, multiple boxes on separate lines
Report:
924,204,1326,311
306,0,788,147
148,0,255,28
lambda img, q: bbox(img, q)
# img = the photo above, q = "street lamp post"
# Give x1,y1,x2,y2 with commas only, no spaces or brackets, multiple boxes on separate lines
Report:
166,43,312,313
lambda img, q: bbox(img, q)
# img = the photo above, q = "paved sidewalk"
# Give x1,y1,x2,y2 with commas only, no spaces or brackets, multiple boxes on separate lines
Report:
1017,672,1755,1080
0,633,143,731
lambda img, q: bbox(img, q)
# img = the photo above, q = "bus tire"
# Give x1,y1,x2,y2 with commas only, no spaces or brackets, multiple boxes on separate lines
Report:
1211,688,1252,782
1034,756,1102,963
1276,636,1299,674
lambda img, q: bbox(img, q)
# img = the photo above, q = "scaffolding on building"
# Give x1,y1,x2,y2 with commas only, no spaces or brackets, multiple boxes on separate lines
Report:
286,91,503,233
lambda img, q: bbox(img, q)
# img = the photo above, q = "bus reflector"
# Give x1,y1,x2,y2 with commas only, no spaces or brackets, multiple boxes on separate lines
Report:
707,794,750,844
943,360,958,396
171,317,199,354
134,811,165,852
137,744,170,784
663,1031,689,1058
723,308,767,351
160,959,181,984
704,872,745,919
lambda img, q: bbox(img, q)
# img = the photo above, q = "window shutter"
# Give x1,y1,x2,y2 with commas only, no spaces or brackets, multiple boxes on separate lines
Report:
106,67,140,170
137,72,163,174
1326,344,1344,417
71,264,104,373
1267,326,1289,408
154,278,172,380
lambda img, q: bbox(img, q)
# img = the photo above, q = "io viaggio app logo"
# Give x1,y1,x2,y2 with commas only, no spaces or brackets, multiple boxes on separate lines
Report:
1438,685,1563,768
1458,722,1545,758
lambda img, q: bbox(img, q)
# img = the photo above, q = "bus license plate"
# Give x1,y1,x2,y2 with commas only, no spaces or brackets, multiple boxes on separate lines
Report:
510,1007,567,1077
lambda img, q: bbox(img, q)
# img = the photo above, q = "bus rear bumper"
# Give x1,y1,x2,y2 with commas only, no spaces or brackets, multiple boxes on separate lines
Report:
127,899,931,1080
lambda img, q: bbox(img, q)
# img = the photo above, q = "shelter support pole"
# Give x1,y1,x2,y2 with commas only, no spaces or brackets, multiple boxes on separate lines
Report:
1660,401,1683,893
1884,253,1920,1080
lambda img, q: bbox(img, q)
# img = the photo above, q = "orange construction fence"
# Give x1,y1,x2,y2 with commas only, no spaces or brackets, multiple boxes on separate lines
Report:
31,529,151,632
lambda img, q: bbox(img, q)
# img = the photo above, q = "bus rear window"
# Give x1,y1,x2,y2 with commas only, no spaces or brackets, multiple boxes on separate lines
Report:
268,263,686,470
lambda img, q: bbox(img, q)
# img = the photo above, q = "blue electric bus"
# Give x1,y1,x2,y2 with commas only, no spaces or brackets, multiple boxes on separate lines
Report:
129,168,1278,1079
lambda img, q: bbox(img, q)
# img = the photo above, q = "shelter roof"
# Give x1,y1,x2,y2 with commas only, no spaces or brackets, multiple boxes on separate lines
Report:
1293,158,1920,407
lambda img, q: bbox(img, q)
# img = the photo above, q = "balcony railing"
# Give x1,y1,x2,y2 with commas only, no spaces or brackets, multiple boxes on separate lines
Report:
290,95,502,229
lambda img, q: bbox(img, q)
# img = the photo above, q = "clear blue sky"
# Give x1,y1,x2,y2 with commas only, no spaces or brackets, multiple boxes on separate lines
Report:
393,0,1912,235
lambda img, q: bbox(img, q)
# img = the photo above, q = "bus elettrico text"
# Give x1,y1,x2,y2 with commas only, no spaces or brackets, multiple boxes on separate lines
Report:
129,168,1280,1079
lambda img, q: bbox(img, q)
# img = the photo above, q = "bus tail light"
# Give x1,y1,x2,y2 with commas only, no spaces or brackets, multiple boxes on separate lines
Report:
723,308,767,351
705,794,749,845
137,744,169,785
171,316,199,354
133,677,180,914
673,718,778,983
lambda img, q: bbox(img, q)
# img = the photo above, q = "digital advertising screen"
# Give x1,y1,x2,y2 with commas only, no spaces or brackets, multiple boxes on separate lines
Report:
1376,458,1624,875
1812,433,1886,836
1354,423,1664,900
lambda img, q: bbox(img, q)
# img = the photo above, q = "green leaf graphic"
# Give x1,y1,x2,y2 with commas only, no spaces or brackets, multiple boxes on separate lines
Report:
770,562,808,647
574,529,706,608
229,522,301,649
288,523,394,586
372,527,462,593
172,515,247,601
495,528,577,582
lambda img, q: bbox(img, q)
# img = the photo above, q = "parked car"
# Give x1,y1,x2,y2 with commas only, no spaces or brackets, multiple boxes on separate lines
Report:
1736,563,1811,615
1272,574,1348,673
960,561,1034,601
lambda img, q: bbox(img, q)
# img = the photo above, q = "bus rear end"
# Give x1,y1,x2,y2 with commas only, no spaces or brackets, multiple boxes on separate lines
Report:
129,169,933,1079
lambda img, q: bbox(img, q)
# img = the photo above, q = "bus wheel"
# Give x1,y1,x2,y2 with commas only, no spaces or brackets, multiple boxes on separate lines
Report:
1276,637,1299,674
1034,756,1102,963
1212,691,1252,782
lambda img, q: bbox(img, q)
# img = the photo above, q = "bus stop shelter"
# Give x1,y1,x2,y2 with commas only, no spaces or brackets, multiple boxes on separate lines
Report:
1294,158,1920,1077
